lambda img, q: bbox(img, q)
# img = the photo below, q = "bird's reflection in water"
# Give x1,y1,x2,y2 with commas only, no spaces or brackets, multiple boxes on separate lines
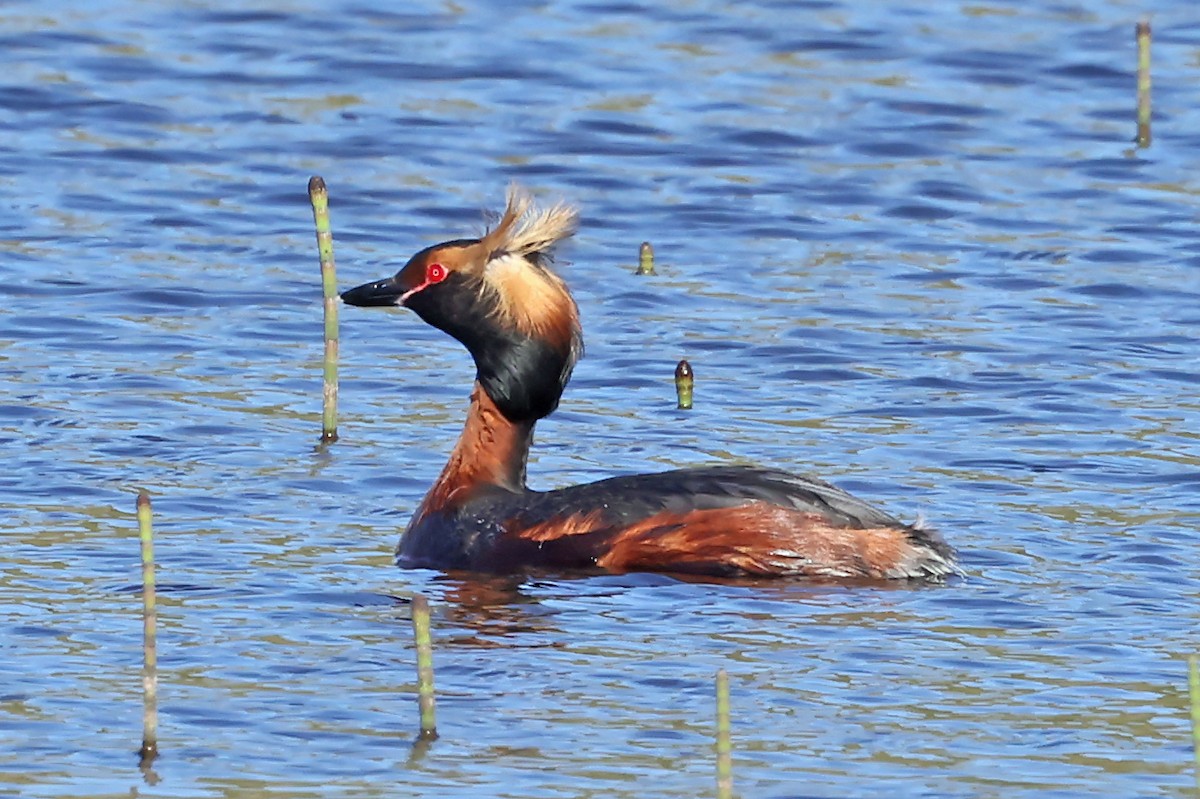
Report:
379,567,940,649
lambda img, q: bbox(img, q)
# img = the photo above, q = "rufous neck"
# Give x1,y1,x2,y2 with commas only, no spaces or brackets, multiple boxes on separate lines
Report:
430,382,535,503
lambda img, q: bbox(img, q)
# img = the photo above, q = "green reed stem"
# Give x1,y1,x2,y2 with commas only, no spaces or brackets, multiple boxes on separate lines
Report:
1135,19,1151,148
1189,655,1200,788
636,241,656,275
715,668,733,799
411,594,438,740
675,359,694,410
309,175,339,443
137,490,158,765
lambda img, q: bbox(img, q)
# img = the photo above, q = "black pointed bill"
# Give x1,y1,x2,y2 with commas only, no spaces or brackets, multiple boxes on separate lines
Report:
341,276,406,307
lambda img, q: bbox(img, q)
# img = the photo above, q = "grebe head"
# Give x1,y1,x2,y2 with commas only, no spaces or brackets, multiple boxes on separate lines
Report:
341,185,583,422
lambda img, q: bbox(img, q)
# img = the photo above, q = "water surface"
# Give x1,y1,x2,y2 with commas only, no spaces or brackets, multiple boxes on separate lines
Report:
3,0,1200,796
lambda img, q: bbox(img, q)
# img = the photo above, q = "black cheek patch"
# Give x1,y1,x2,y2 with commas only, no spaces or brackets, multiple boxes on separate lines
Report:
405,274,576,423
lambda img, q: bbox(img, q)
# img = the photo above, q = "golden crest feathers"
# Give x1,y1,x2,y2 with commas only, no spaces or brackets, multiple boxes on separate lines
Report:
455,185,581,356
480,185,579,263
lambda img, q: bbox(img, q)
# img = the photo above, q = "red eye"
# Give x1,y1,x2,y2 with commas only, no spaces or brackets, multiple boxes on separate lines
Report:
426,262,448,284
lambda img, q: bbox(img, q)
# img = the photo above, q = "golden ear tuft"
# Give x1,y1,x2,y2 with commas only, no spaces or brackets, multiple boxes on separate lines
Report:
480,184,578,263
459,185,582,359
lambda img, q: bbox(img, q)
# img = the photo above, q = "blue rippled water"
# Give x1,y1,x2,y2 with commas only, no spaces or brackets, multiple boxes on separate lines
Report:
2,1,1199,797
